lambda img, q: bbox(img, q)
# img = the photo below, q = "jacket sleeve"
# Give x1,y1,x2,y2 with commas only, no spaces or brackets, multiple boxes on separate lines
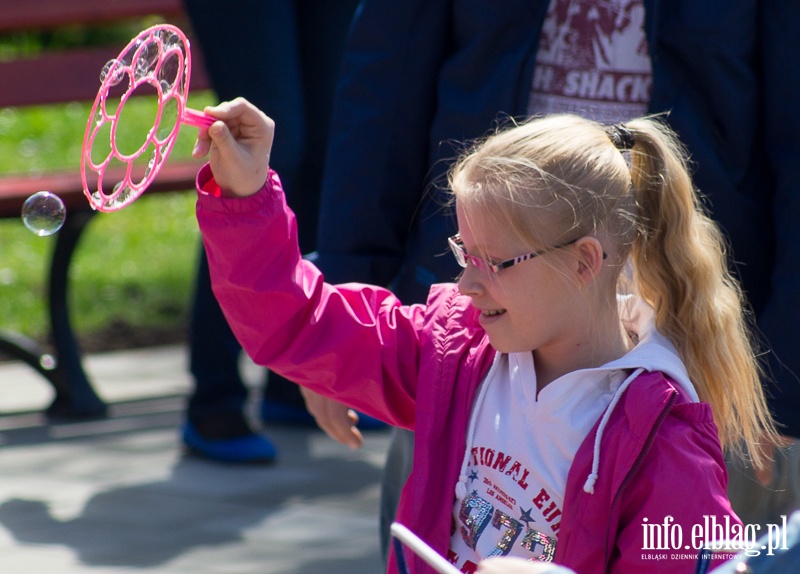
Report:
609,403,738,573
196,166,420,428
313,0,452,286
756,0,800,438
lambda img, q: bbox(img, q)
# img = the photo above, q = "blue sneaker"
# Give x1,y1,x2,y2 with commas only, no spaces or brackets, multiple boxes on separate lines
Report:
182,422,277,463
353,411,388,431
261,399,317,426
260,399,388,430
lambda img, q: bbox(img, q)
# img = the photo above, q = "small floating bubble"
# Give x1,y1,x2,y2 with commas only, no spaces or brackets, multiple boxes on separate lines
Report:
21,191,66,236
40,354,57,370
100,59,125,86
159,30,181,48
144,151,158,177
134,41,160,79
157,99,179,140
106,182,135,208
159,53,181,88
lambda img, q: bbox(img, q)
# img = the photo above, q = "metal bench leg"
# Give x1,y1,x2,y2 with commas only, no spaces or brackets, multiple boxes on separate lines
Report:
46,209,107,418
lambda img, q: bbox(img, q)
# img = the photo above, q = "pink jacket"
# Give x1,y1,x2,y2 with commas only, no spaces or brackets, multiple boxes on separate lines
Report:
196,167,738,574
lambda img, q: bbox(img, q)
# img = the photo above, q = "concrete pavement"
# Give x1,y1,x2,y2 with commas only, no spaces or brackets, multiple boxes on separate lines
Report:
0,346,390,573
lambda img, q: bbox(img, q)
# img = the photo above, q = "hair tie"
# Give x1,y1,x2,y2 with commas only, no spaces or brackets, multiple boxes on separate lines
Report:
608,124,635,151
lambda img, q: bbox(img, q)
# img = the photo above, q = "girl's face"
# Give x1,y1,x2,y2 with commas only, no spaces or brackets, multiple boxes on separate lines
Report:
455,203,583,355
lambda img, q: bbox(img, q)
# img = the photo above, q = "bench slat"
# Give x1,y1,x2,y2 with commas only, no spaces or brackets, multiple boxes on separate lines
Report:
0,47,131,108
0,48,210,108
0,160,203,215
0,46,210,109
0,0,186,33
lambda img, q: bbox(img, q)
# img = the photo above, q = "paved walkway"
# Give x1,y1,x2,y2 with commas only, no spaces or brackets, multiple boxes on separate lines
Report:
0,346,389,573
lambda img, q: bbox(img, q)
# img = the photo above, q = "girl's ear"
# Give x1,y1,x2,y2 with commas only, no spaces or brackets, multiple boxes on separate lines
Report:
573,237,606,285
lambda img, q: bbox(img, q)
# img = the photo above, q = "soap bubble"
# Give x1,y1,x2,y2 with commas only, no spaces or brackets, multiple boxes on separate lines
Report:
100,59,125,86
158,29,180,49
134,41,160,79
21,191,66,236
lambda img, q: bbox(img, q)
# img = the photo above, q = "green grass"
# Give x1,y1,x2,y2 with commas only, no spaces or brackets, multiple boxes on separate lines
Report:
0,90,217,348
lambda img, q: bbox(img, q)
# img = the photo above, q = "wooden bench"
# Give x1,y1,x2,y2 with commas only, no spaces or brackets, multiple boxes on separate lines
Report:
0,1,210,417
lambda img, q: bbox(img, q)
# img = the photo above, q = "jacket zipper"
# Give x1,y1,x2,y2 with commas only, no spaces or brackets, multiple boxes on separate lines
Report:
602,390,678,572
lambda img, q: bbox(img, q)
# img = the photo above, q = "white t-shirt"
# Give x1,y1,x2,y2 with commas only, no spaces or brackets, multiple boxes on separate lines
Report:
448,352,627,569
528,0,652,123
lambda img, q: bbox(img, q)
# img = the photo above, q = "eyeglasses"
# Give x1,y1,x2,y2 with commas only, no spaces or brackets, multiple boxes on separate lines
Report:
447,234,583,275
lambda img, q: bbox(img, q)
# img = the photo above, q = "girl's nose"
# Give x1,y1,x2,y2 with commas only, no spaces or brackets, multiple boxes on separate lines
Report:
457,264,484,297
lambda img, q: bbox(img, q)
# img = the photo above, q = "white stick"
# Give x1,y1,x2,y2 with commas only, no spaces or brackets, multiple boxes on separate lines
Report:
390,522,462,574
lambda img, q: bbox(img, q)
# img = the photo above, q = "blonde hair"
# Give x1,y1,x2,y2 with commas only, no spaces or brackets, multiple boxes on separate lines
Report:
448,114,777,467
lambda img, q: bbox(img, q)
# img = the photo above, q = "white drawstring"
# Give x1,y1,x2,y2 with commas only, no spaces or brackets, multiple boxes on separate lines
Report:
455,354,641,498
455,475,469,500
455,353,500,501
582,368,643,494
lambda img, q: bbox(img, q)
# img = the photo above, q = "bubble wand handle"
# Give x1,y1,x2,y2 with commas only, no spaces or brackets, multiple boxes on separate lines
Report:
182,108,215,129
390,523,461,574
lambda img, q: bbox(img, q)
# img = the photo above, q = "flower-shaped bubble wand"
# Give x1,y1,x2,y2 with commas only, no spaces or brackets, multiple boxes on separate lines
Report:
81,24,214,211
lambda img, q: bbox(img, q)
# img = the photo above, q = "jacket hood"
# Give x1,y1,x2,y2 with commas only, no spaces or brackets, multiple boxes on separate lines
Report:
580,294,698,493
606,294,698,402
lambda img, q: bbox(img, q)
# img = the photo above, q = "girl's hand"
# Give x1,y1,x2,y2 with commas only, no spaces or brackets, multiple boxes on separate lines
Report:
300,387,364,450
192,97,274,197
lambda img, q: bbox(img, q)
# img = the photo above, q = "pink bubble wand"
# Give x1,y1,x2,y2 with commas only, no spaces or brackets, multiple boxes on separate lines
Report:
81,24,214,212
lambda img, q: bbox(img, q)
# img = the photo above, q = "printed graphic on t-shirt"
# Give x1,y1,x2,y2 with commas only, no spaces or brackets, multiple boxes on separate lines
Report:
446,352,624,573
528,0,652,123
448,444,560,572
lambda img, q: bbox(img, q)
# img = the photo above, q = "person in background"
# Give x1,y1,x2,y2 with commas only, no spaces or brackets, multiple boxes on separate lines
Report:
179,0,362,463
303,0,800,560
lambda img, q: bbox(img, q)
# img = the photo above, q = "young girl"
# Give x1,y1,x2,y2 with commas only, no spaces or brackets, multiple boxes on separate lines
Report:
192,99,777,574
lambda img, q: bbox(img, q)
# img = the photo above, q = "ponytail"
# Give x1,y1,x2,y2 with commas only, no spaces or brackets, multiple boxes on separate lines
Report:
624,117,777,467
